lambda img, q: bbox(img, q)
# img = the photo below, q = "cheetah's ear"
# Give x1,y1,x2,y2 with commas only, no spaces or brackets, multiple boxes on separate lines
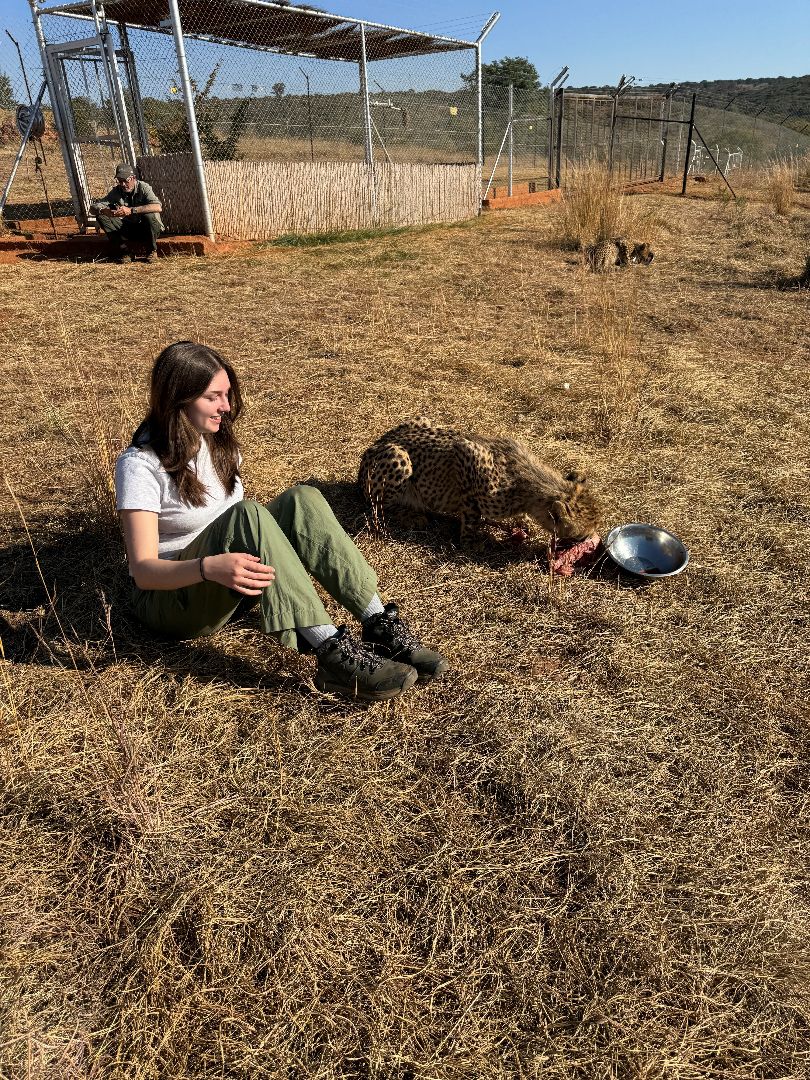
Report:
565,470,586,486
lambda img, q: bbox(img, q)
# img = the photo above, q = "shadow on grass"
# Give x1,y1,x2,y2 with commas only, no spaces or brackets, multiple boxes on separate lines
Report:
0,520,298,690
728,257,810,292
306,478,658,590
1,497,658,682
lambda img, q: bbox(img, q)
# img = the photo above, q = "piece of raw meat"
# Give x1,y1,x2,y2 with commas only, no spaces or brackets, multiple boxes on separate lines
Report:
549,533,602,576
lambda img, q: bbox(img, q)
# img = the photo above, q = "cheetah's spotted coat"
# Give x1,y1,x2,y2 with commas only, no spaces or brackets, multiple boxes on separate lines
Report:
359,420,601,542
584,238,655,273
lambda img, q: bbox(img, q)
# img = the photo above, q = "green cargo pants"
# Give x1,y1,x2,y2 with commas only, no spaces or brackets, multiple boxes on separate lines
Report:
99,212,163,253
131,486,377,652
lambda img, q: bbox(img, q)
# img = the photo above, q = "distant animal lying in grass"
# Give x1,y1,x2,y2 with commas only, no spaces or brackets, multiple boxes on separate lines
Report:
584,237,655,273
359,419,601,544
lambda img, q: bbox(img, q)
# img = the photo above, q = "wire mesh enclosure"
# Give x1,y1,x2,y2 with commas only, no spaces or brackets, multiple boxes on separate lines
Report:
480,82,810,196
564,90,693,185
3,8,810,232
19,0,497,238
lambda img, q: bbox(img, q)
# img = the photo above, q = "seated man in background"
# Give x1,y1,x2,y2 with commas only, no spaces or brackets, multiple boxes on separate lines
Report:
92,163,163,264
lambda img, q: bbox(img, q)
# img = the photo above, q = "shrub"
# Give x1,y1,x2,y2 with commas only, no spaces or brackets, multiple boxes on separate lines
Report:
146,64,251,160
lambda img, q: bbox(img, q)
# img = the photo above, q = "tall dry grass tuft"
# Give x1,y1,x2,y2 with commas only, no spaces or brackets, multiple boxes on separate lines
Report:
556,161,668,257
764,159,796,216
556,161,626,251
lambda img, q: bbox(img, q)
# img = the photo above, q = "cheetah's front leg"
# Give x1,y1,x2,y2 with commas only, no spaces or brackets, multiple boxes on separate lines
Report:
360,445,415,533
458,501,483,546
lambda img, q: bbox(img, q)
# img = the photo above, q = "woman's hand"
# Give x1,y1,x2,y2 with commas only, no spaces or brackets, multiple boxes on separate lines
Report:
203,552,275,595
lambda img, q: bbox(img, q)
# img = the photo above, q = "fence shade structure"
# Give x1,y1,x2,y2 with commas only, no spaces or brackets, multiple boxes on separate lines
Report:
3,12,810,231
23,0,498,238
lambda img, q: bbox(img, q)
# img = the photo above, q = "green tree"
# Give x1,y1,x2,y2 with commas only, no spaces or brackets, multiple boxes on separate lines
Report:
462,56,542,109
479,56,541,91
462,56,541,92
0,72,16,110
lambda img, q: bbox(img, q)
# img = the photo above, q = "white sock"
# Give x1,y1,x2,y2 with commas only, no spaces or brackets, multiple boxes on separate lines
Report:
360,594,386,622
298,624,339,648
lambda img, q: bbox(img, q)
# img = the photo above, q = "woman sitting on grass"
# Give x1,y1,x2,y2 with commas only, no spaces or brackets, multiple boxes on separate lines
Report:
115,340,447,701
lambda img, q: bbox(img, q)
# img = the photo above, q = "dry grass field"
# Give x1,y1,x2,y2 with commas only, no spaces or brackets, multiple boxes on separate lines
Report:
0,188,809,1078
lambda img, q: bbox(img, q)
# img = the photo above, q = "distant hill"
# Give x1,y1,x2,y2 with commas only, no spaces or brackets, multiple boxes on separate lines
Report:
571,74,810,120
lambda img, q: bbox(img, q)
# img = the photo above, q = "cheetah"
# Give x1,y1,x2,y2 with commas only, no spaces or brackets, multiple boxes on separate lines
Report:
584,237,654,273
358,419,601,543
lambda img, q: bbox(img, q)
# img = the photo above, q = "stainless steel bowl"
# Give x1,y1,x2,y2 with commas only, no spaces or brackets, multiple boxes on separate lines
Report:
605,523,689,579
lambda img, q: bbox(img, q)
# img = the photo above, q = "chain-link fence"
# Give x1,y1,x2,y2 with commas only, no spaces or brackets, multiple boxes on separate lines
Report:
1,0,489,237
481,84,549,191
692,90,810,168
3,6,810,233
480,82,810,195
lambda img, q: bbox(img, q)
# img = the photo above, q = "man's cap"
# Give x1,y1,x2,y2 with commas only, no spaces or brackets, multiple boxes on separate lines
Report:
115,163,136,180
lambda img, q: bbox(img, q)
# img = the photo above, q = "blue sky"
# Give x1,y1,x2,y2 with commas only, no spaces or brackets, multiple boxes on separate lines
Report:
2,0,808,86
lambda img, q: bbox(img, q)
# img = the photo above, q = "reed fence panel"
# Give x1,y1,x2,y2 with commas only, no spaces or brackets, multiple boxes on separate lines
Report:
136,157,480,238
137,153,208,235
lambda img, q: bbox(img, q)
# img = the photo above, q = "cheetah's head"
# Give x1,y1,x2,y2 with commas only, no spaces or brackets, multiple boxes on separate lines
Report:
530,471,602,542
630,242,654,265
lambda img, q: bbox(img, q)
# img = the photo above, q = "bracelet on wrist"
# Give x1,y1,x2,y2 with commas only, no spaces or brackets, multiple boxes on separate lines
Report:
199,556,207,582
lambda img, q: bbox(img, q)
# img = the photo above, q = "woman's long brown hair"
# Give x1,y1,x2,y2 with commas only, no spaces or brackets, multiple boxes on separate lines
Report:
132,341,243,507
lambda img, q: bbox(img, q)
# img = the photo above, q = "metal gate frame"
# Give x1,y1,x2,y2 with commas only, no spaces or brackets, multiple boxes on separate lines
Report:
43,34,141,229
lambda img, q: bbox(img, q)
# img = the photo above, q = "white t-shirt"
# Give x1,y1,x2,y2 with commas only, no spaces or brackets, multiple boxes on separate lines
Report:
115,439,244,563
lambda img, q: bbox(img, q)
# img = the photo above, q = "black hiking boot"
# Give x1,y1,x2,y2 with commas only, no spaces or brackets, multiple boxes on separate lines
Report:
314,625,417,702
361,602,448,683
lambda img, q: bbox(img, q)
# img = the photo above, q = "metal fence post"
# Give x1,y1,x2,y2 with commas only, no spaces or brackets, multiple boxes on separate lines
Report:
507,81,513,196
27,0,85,225
298,67,314,163
681,92,696,195
547,82,555,189
119,22,150,158
166,0,215,240
475,13,499,190
476,42,483,170
359,23,374,169
358,22,377,224
554,86,564,187
608,97,618,173
659,85,676,182
608,75,630,175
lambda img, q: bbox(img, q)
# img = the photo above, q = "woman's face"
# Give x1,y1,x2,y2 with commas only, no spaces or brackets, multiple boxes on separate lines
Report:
186,367,231,434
